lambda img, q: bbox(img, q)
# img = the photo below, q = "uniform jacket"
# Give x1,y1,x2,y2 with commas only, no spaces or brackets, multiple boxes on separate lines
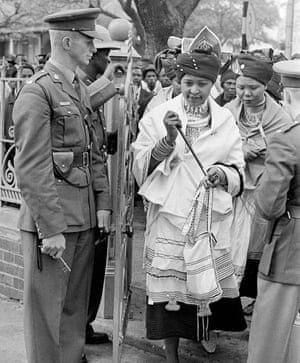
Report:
77,67,118,111
13,62,111,239
78,68,109,156
78,68,118,156
255,121,300,285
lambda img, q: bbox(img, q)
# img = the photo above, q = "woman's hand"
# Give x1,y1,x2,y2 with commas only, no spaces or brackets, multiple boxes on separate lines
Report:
202,166,227,189
242,141,261,161
163,111,182,145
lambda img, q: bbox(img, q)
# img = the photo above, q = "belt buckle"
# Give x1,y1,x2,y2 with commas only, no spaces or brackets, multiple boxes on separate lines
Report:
82,151,89,168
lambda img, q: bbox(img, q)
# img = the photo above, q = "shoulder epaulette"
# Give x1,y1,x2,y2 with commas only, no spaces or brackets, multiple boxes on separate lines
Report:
15,69,50,99
26,69,49,85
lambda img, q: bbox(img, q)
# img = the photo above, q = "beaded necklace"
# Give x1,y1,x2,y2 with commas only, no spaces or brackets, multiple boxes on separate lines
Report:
184,100,209,122
240,97,266,142
184,100,211,152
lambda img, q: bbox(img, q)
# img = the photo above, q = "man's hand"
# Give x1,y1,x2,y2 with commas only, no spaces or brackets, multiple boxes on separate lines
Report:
97,210,111,233
96,210,111,246
163,111,182,145
41,233,66,259
202,166,227,189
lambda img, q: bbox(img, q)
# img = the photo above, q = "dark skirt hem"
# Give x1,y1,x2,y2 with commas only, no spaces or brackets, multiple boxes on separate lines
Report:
146,297,247,341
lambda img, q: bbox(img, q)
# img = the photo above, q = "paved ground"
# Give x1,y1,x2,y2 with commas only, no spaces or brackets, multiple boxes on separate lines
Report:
0,296,249,363
0,201,249,362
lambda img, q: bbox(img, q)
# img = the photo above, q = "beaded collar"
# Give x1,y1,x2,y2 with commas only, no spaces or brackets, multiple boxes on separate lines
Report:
240,95,266,129
243,109,264,127
184,100,209,123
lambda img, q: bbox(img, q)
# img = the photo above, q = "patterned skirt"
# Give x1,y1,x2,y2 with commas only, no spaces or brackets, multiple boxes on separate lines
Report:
144,209,246,340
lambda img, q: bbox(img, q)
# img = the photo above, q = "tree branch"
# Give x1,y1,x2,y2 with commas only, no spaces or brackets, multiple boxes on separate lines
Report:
98,6,120,19
87,0,119,18
0,2,30,28
173,0,201,20
119,0,146,51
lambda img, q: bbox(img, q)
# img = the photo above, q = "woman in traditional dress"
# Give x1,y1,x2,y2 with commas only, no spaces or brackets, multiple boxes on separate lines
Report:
132,29,246,362
226,54,292,311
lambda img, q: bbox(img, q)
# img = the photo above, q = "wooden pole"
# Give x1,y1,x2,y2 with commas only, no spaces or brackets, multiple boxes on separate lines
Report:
286,0,295,59
241,1,249,51
112,25,134,363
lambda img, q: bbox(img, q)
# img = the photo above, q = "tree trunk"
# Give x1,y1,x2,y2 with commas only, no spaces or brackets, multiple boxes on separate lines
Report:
134,0,201,59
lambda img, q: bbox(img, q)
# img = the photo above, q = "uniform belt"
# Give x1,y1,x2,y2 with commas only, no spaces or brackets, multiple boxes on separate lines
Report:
73,151,90,168
287,205,300,219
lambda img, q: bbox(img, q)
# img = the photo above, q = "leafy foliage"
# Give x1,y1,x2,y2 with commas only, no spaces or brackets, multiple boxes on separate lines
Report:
184,0,280,49
0,0,280,56
0,0,89,29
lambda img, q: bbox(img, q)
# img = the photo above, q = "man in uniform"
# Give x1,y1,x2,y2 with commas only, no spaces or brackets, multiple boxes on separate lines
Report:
247,59,300,363
13,8,111,363
78,24,119,345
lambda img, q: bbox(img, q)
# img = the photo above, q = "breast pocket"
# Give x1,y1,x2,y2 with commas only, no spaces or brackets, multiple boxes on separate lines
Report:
52,104,84,147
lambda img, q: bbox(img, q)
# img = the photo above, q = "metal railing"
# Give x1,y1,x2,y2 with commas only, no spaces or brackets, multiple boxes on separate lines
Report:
0,70,24,206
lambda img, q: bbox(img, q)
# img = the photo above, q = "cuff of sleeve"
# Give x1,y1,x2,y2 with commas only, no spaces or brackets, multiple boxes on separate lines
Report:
35,214,68,239
96,191,112,211
215,164,244,197
88,76,118,110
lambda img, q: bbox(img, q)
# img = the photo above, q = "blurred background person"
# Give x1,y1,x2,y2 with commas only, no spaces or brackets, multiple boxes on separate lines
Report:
20,63,35,79
142,64,161,95
78,24,119,349
132,66,153,121
35,53,48,72
215,69,238,106
145,58,181,113
4,63,35,142
158,66,172,88
15,53,27,65
5,54,17,77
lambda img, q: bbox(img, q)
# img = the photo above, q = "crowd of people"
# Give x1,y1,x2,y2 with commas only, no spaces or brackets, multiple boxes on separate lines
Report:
131,24,300,363
3,5,300,363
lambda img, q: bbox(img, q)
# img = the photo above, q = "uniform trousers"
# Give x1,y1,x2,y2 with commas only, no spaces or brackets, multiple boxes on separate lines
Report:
22,229,95,363
86,236,108,328
247,277,300,363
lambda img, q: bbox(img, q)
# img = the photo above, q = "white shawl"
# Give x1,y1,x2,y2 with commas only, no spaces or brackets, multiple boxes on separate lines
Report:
132,94,244,250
